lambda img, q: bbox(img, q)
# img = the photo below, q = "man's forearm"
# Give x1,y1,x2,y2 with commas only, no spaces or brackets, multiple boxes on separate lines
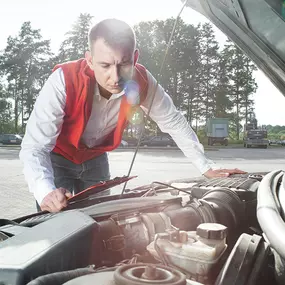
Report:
19,148,56,205
141,70,216,174
19,68,66,205
154,111,215,174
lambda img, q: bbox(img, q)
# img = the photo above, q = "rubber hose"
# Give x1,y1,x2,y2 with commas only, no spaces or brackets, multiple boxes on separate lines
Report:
278,174,285,219
165,206,207,231
257,170,285,259
26,268,95,285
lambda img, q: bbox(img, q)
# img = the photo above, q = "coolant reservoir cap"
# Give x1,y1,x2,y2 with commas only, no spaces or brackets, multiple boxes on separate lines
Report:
197,223,227,240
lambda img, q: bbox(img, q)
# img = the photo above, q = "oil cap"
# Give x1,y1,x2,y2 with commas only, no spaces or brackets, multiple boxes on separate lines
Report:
197,223,228,240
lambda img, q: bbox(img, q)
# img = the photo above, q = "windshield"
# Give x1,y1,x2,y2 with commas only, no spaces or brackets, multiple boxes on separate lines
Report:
0,0,285,219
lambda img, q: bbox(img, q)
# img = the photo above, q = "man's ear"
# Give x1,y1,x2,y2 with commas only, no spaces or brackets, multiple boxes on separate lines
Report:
134,49,139,65
85,51,94,70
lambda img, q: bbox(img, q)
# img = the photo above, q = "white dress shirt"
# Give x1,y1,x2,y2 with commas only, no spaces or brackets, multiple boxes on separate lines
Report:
19,67,216,204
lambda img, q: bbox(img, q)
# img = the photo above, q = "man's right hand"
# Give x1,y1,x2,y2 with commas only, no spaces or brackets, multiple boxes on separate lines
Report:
40,188,73,212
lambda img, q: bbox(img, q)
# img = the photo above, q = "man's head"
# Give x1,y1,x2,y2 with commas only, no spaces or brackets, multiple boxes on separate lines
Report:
85,18,139,95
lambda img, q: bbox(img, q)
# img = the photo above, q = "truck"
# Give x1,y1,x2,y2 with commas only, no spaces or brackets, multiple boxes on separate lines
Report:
243,118,268,149
206,118,229,146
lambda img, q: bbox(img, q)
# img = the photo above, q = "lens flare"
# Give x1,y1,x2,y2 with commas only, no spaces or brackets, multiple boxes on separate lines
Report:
124,80,144,125
124,80,140,106
128,107,144,125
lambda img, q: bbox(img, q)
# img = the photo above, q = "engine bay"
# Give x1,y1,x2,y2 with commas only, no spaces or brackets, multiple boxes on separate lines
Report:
0,171,284,285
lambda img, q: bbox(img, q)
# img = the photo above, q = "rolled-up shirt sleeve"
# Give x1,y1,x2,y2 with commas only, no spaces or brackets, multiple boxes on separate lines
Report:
19,68,66,205
141,70,216,174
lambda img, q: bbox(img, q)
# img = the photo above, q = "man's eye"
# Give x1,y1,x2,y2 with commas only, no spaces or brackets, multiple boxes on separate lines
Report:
121,62,131,66
101,64,110,68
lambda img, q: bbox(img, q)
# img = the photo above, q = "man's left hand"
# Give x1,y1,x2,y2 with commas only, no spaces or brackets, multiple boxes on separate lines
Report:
204,168,247,178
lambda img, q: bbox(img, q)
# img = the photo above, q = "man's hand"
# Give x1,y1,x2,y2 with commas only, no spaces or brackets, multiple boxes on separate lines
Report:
40,188,73,213
204,168,247,178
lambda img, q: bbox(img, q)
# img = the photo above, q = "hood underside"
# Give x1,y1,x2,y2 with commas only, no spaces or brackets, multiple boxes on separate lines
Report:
183,0,285,96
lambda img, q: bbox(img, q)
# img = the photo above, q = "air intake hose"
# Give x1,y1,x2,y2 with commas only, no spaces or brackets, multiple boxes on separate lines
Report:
164,188,244,234
201,188,245,231
257,170,285,259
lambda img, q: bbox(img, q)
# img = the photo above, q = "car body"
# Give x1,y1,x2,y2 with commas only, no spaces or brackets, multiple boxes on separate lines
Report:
0,134,22,145
140,135,177,147
182,0,285,97
119,139,129,147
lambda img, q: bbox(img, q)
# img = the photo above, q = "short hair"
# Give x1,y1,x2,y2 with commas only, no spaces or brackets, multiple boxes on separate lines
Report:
88,19,136,52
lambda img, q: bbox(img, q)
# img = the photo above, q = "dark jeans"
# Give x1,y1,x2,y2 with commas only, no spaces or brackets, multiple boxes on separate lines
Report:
36,152,110,211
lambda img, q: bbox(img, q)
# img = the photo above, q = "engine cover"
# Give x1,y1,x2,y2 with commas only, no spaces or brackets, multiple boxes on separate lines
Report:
0,211,97,285
190,176,260,199
172,174,263,230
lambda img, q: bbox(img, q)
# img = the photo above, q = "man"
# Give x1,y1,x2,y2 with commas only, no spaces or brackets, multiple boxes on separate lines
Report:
19,18,245,213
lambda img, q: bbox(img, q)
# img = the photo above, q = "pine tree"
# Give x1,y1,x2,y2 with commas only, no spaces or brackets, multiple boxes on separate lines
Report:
58,13,93,62
222,40,257,139
197,23,220,121
0,22,53,132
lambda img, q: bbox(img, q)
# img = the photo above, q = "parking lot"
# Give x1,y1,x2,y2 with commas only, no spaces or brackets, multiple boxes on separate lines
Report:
0,146,284,219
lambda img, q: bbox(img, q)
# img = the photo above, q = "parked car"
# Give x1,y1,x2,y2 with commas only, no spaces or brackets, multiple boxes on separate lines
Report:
0,134,22,145
123,137,138,146
119,140,128,147
140,135,176,147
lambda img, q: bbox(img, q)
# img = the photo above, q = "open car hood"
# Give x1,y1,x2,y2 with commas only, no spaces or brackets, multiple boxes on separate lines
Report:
183,0,285,96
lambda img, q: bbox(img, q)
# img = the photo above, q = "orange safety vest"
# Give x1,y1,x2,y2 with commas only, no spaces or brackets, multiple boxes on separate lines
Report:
52,58,148,164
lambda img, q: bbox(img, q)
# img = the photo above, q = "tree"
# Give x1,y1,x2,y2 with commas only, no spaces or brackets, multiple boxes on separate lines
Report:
222,40,257,139
155,18,197,110
58,13,93,62
187,24,204,130
0,82,12,133
134,21,161,77
243,56,258,125
196,23,220,121
0,22,53,132
214,54,233,118
182,28,200,127
135,18,200,132
0,15,259,138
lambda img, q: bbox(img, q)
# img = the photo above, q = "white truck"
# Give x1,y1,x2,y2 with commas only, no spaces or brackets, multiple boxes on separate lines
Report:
206,118,229,146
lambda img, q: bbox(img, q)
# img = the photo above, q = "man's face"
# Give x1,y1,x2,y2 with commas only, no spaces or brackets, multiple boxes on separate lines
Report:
86,38,138,94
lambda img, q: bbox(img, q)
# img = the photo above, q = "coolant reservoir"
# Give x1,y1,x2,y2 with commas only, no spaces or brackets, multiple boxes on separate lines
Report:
147,223,228,283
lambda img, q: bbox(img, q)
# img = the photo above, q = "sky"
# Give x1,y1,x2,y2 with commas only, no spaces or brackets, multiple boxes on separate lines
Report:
0,0,284,125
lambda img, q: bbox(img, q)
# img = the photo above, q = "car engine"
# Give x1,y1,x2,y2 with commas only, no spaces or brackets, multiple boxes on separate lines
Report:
0,171,284,285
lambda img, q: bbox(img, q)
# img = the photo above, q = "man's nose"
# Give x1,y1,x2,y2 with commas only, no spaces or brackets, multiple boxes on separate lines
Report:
110,66,120,83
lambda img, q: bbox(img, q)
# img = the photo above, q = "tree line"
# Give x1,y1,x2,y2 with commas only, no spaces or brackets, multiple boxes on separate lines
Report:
0,13,258,140
265,125,285,140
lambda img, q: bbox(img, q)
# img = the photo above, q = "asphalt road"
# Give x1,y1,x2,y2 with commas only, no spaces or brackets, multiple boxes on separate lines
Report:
0,146,284,219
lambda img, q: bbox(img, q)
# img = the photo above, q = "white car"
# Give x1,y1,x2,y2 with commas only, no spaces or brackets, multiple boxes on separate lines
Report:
119,140,129,147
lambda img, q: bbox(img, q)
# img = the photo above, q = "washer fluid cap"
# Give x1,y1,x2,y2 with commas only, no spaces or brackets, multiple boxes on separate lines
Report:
197,223,227,240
